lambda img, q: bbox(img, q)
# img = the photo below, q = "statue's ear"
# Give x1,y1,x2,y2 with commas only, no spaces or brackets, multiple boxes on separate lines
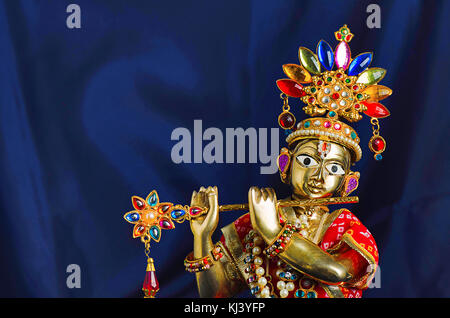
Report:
277,148,291,184
339,171,360,197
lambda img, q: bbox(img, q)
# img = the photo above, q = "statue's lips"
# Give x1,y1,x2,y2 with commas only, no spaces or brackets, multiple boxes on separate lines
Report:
305,184,324,194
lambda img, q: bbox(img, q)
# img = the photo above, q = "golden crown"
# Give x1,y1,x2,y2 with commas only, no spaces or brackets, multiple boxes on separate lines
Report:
276,25,391,161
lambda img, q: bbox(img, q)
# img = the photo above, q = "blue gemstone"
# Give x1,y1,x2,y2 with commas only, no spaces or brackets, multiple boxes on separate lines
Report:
279,272,285,278
348,52,373,76
251,286,260,294
329,111,336,117
375,154,383,161
295,290,305,298
149,226,160,240
126,212,140,222
147,192,158,206
307,291,317,298
171,209,186,219
317,40,334,71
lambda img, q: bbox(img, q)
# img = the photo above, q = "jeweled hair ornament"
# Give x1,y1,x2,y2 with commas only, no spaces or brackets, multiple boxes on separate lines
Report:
276,25,391,161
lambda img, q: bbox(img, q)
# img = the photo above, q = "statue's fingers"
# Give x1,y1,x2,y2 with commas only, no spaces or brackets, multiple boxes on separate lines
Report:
260,188,268,201
205,191,219,223
266,188,277,202
250,186,261,204
191,190,197,205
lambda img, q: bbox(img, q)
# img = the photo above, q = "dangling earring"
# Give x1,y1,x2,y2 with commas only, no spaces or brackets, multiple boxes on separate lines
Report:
368,118,386,161
277,147,291,184
339,171,360,197
278,94,296,130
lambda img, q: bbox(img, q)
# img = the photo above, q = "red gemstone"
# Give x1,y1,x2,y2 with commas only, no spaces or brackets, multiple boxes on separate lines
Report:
345,34,352,41
337,33,342,39
133,197,145,210
276,79,304,98
354,103,360,109
334,123,341,130
279,112,295,129
362,101,390,118
143,269,159,294
324,121,331,128
134,225,146,237
159,217,174,229
158,204,171,214
336,73,342,78
189,207,203,216
353,85,359,90
301,279,313,289
317,80,323,85
308,97,315,103
332,93,340,100
371,137,385,152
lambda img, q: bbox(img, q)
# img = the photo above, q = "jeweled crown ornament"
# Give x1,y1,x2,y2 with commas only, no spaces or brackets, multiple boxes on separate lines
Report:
276,25,391,161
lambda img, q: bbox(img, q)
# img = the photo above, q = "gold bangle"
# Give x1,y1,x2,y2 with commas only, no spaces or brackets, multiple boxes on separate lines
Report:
184,243,224,273
264,222,301,258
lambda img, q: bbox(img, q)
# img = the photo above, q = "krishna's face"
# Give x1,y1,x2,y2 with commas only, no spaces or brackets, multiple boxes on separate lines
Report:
290,139,351,199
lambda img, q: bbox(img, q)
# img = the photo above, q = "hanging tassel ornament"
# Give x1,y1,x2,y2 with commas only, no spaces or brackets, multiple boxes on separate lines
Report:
368,118,386,161
278,94,296,130
142,237,159,298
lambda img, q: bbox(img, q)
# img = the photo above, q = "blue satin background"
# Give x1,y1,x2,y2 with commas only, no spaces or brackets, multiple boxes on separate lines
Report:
0,0,448,297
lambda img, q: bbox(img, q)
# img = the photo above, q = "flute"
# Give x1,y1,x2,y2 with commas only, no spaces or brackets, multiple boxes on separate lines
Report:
218,196,359,212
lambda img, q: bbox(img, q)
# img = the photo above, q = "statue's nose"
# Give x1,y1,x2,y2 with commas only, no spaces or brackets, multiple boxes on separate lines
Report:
310,165,325,184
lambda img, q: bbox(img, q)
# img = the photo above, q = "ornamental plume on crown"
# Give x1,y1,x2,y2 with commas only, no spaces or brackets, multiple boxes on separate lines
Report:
276,25,391,161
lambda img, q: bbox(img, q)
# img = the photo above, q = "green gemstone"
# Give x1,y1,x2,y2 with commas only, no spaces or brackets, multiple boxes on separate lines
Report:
298,47,321,75
356,68,387,85
345,78,351,83
351,131,356,140
310,87,316,93
357,93,363,100
327,77,332,82
304,121,311,128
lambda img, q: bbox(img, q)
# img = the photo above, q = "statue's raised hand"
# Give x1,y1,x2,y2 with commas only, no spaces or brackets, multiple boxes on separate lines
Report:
190,186,219,239
248,187,282,244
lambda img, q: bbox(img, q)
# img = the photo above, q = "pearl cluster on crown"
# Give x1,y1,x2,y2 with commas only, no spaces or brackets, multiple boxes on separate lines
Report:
286,117,362,162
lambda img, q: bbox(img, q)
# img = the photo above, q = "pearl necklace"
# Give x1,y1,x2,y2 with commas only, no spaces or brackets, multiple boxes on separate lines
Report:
244,230,273,298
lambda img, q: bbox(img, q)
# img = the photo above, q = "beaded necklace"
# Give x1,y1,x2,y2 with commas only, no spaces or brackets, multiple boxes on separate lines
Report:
244,206,322,298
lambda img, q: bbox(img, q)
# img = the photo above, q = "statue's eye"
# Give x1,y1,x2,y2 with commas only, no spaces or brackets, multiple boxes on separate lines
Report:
297,155,318,168
325,163,345,175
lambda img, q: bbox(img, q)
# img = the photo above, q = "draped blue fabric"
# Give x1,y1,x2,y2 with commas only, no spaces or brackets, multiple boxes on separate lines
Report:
0,0,448,297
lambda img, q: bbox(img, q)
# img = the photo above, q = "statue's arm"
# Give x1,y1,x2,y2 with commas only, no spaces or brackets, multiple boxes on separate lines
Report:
249,186,353,285
194,236,245,297
190,186,245,297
